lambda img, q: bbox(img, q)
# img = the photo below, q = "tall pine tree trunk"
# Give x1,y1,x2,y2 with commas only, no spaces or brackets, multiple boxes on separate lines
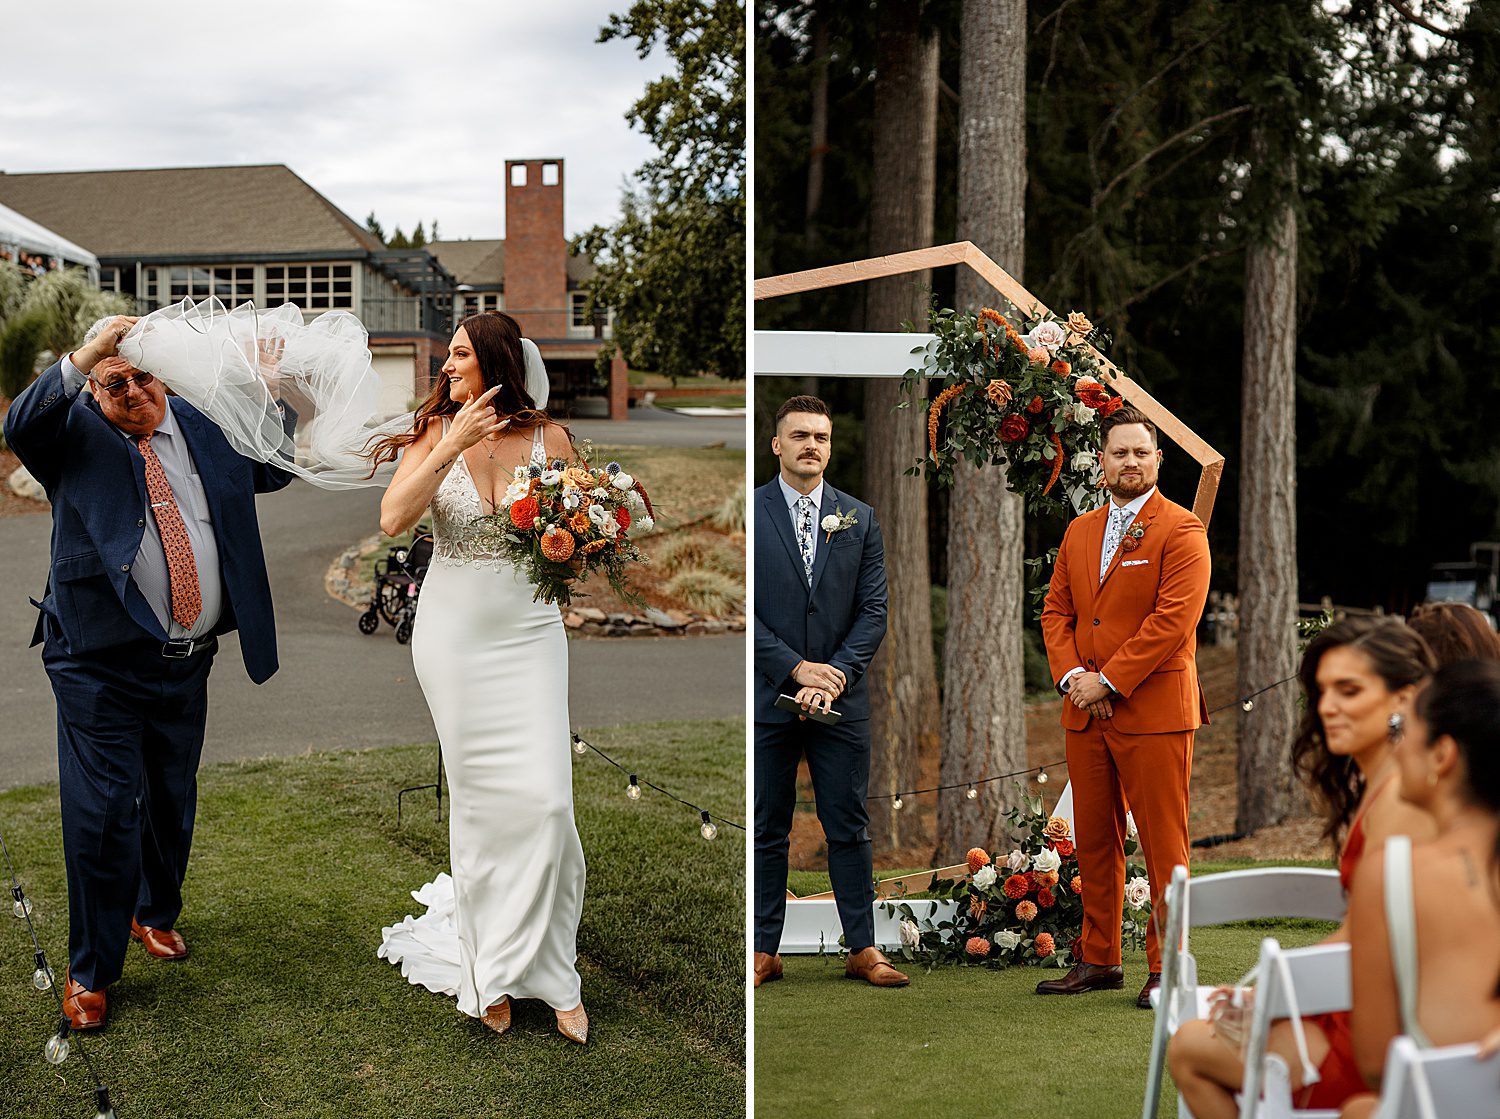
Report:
1236,140,1299,834
938,0,1028,864
864,0,940,852
804,11,829,253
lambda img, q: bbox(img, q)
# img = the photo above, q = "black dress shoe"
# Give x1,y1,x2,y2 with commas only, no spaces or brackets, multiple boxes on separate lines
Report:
1035,962,1125,995
1136,971,1162,1009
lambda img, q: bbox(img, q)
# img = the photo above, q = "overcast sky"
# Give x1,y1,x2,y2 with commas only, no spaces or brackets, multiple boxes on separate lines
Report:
0,1,670,241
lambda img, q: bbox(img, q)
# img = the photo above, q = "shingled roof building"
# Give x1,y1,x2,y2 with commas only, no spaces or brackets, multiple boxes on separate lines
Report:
0,160,628,419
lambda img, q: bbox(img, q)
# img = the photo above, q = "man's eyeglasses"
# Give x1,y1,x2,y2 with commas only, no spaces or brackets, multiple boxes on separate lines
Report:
92,371,155,397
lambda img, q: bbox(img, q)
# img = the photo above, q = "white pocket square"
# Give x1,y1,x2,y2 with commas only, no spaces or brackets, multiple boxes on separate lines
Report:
1121,559,1150,567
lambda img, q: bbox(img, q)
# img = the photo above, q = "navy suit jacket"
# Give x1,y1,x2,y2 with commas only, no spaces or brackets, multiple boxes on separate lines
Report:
753,476,887,724
5,360,294,684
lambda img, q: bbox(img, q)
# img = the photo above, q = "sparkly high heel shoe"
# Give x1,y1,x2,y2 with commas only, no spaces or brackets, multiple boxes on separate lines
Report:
555,1003,589,1045
480,996,512,1035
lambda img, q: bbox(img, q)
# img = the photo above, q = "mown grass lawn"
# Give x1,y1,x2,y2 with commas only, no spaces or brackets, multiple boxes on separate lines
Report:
1,719,745,1119
758,863,1338,1119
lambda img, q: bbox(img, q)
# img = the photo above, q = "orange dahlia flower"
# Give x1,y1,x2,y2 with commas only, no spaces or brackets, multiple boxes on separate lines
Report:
540,527,576,562
1070,875,1083,895
509,495,540,530
1015,900,1038,922
1037,887,1057,909
966,848,991,874
569,511,591,535
965,936,991,958
1035,870,1060,889
1002,874,1029,899
1054,839,1075,858
1035,932,1056,957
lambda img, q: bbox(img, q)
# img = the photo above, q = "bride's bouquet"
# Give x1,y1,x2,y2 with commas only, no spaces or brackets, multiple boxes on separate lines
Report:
478,440,654,607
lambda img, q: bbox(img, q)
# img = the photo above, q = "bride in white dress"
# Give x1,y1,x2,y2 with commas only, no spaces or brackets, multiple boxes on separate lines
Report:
371,311,589,1044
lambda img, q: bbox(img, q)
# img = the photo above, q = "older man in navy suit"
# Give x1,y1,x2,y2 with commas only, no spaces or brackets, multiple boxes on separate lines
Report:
753,395,906,989
5,315,294,1031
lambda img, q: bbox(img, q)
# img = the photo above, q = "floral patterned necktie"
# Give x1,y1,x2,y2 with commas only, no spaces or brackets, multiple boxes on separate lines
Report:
137,433,202,628
794,496,815,586
1100,504,1133,583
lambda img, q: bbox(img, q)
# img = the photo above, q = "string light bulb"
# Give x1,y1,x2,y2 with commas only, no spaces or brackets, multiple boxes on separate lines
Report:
572,735,588,755
892,794,904,810
1037,769,1049,785
94,1087,117,1119
1241,699,1254,712
965,786,978,801
12,886,32,919
626,775,641,801
31,951,51,991
700,810,718,841
44,1025,68,1065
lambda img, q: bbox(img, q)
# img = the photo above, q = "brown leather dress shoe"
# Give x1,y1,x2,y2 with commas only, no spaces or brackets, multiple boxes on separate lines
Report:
753,951,783,989
1035,961,1125,995
844,946,910,987
1136,971,1162,1009
131,917,188,961
63,975,106,1031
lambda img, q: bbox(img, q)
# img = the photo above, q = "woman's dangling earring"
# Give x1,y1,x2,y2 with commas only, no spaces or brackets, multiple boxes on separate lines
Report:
1387,711,1405,743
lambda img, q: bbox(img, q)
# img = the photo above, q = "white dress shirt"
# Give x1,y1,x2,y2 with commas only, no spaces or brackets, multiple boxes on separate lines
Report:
1059,486,1156,696
62,354,224,640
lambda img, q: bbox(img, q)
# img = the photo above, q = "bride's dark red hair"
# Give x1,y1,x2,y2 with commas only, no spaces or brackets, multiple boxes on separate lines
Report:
366,311,548,469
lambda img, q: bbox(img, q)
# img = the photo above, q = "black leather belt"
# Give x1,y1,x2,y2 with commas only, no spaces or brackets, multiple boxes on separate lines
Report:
161,635,217,660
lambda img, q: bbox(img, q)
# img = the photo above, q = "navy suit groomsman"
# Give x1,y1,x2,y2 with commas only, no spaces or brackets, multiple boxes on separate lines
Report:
5,315,294,1030
753,395,907,989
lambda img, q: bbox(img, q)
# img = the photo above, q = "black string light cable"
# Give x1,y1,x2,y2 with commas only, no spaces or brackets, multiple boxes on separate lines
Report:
795,671,1304,810
1,832,119,1119
570,733,745,840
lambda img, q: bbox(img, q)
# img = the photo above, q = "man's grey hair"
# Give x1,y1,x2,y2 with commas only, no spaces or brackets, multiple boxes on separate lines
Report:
82,316,117,346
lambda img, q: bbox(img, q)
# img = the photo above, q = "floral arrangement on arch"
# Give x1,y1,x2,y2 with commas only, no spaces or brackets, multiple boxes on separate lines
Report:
880,790,1151,969
900,306,1126,518
475,439,655,607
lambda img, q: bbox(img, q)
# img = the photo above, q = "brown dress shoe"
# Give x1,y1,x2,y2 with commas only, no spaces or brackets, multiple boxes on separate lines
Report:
131,917,188,960
1035,961,1125,995
753,951,783,989
1136,971,1162,1009
844,947,910,987
63,975,106,1031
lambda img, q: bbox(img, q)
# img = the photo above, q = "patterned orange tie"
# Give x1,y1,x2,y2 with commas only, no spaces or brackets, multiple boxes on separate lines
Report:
136,433,202,629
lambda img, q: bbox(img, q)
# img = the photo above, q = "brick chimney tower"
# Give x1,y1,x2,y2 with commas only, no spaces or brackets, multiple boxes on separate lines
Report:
503,158,567,340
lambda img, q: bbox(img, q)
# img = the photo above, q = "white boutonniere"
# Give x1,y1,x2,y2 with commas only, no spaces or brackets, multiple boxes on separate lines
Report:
821,507,858,542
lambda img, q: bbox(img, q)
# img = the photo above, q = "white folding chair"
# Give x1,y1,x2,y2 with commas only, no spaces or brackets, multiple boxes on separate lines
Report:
1239,937,1351,1119
1142,865,1347,1119
1373,1036,1500,1119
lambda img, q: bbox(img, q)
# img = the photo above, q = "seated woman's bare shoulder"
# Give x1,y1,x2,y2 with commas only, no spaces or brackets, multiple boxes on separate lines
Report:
541,420,576,463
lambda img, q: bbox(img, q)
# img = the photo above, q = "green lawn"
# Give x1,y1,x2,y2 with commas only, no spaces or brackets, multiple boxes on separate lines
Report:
1,720,745,1118
758,863,1338,1119
652,394,746,411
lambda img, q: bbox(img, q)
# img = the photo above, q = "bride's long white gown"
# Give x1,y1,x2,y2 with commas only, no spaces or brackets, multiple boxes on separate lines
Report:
378,423,585,1014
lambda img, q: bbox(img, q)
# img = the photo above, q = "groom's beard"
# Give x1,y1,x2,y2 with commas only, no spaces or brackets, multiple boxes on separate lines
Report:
1106,472,1153,502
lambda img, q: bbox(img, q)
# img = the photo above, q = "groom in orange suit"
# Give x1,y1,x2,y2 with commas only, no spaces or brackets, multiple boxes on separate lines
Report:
1037,405,1210,1009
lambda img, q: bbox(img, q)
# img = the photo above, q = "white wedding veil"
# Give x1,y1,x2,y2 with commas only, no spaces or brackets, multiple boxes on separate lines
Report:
117,298,552,489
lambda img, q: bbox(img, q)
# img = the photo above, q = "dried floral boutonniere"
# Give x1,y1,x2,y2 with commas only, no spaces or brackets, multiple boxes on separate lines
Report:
821,508,858,543
1121,522,1147,552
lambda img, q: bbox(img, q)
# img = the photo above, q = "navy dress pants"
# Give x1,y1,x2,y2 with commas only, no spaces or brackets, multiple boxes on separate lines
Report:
43,637,215,990
755,715,874,954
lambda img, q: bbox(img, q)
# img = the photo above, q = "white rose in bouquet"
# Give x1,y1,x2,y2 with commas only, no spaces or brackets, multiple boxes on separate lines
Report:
972,865,997,891
611,472,635,490
1125,875,1152,910
899,919,921,950
1070,401,1097,425
1126,811,1138,839
1032,848,1062,875
993,929,1022,951
1005,849,1029,872
1071,450,1097,472
601,515,620,539
1023,320,1068,354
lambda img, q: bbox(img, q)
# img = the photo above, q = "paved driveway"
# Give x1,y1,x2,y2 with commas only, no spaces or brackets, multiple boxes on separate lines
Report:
0,447,744,790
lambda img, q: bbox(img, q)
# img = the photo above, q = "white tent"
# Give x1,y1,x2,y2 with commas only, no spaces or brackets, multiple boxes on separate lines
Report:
0,201,99,279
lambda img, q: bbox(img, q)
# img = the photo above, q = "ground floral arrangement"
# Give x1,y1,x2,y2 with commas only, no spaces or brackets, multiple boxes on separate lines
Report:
900,306,1125,519
477,439,655,607
881,792,1151,969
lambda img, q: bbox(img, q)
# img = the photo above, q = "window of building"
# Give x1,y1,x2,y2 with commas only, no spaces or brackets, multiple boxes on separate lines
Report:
570,292,592,328
511,164,527,187
98,267,122,292
461,292,503,318
542,162,559,186
212,266,254,304
265,263,354,310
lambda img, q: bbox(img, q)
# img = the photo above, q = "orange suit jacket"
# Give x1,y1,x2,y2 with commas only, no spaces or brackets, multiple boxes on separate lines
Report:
1039,488,1211,735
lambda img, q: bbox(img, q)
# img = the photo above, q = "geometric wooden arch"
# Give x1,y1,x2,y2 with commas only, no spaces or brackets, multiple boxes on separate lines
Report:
755,240,1225,526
